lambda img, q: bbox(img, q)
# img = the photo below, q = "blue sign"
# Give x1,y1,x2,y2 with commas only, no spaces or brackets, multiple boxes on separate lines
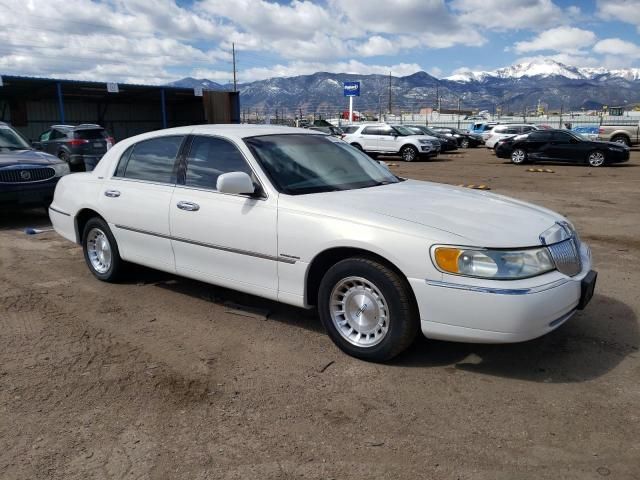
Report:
343,81,360,97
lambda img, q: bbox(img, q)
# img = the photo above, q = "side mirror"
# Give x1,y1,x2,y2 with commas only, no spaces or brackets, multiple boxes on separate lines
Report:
216,172,255,195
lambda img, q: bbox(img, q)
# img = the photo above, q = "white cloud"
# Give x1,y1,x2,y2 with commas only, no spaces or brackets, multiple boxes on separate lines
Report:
597,0,640,32
513,27,597,54
593,38,640,58
452,0,566,29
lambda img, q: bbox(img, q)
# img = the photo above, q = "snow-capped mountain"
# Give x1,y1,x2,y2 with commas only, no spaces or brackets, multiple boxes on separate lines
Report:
445,59,640,82
170,60,640,113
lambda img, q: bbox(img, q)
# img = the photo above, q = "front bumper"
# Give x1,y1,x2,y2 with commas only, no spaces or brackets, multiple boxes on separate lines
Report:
0,179,60,206
408,243,593,343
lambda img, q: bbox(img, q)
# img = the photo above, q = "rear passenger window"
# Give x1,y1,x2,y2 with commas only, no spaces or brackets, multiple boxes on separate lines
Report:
185,136,252,190
342,126,358,134
117,136,183,183
362,127,379,135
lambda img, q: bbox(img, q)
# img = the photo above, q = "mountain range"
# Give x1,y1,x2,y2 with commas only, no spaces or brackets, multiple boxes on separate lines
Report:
170,59,640,115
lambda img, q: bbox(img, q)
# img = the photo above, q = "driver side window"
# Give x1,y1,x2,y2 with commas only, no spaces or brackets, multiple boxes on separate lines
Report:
185,136,252,190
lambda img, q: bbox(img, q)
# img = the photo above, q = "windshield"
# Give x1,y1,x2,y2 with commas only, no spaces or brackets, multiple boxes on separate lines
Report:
244,134,400,195
392,126,414,136
0,125,32,151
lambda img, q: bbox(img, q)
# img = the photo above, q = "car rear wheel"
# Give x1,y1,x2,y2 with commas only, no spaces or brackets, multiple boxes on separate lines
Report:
460,138,470,149
82,217,125,282
611,135,630,147
511,148,527,164
587,150,606,167
318,257,419,362
400,145,418,162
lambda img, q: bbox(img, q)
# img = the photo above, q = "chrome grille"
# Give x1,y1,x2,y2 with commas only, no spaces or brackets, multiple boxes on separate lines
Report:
0,167,55,183
548,238,581,277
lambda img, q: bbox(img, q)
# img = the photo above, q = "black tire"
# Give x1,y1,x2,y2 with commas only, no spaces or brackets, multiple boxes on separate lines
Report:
317,257,419,362
58,150,70,163
587,150,606,167
82,217,125,282
611,135,630,147
511,148,528,165
460,138,470,149
400,145,418,162
350,143,363,151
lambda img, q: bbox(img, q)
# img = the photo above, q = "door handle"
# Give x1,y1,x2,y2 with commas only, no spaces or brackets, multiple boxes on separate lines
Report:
176,201,200,212
104,190,121,198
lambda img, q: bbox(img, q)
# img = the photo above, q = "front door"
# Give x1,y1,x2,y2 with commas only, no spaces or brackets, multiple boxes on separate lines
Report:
377,125,399,153
97,135,185,272
359,126,381,151
169,135,279,299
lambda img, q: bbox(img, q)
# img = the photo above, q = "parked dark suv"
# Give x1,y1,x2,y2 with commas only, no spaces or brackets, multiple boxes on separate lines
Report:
33,124,114,171
0,122,70,206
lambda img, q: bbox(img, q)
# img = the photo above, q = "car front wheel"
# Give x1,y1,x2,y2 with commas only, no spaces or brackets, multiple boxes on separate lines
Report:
587,150,606,167
460,138,470,149
82,217,125,282
318,257,419,362
511,148,527,164
400,145,418,162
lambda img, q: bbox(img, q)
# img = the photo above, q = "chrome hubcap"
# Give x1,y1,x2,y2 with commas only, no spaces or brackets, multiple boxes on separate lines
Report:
589,151,605,166
330,276,389,347
512,149,525,163
402,148,416,161
87,228,112,274
614,138,627,145
461,139,469,148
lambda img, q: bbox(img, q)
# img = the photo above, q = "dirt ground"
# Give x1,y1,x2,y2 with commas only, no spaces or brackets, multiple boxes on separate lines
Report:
1,148,639,480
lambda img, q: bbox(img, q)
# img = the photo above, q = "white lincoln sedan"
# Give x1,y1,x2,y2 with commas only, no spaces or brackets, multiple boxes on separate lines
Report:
49,125,597,361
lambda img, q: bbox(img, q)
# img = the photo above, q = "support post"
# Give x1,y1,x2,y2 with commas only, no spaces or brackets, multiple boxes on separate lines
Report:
349,96,353,123
56,82,65,124
160,89,167,129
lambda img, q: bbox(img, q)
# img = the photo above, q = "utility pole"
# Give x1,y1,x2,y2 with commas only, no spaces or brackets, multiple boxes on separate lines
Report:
388,71,392,115
232,43,237,92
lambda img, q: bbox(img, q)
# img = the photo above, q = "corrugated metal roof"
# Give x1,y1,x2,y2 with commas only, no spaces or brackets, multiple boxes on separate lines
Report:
0,74,214,92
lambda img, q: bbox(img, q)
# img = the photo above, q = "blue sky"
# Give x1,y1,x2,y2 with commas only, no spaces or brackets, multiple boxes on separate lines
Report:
1,0,639,84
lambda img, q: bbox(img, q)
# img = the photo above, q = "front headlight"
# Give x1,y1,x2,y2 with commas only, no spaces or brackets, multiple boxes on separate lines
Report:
52,163,70,177
432,246,555,279
418,139,433,145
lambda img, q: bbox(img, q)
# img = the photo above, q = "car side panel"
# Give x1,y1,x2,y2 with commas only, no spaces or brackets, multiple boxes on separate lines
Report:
276,204,449,308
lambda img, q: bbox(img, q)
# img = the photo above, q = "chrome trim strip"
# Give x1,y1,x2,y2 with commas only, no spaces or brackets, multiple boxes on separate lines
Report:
425,278,570,295
113,224,295,264
48,206,70,217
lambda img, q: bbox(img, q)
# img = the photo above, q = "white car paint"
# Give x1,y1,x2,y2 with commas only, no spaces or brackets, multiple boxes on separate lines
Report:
49,124,593,346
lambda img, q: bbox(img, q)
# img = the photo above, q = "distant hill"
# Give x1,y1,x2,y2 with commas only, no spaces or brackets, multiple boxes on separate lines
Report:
170,60,640,114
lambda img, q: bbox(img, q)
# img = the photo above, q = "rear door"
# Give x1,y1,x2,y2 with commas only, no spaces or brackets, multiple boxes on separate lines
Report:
97,135,185,272
46,128,67,156
524,131,552,160
359,126,381,151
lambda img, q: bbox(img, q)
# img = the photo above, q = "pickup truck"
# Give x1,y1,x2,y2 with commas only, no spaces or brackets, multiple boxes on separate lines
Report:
597,122,640,147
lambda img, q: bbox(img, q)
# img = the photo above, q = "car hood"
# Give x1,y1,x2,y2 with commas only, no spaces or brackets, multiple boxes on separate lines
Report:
290,179,564,248
0,149,62,166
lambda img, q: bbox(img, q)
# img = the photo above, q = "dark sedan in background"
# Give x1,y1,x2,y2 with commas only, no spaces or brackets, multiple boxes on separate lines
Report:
496,129,630,167
404,125,458,151
0,122,70,207
430,127,484,148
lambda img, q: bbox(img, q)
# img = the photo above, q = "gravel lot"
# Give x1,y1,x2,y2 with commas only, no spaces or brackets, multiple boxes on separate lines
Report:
1,147,639,479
